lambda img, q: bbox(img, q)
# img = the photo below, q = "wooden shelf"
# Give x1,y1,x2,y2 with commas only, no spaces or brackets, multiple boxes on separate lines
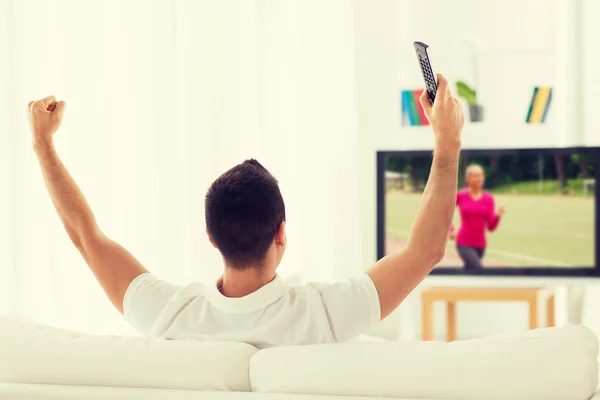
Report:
390,123,556,151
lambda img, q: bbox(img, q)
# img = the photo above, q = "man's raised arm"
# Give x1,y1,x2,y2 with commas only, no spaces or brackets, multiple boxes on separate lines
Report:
367,74,464,319
27,96,147,314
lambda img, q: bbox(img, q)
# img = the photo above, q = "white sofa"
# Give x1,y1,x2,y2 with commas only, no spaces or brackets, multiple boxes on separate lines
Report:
0,316,598,400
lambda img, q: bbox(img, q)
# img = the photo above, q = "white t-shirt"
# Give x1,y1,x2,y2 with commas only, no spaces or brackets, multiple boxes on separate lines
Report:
123,273,381,349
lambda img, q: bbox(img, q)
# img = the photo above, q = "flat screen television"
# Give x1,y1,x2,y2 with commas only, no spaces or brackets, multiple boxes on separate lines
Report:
377,147,600,277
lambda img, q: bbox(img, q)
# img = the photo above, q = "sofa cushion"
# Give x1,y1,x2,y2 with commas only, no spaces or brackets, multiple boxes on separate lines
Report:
250,325,599,400
0,383,440,400
0,316,257,391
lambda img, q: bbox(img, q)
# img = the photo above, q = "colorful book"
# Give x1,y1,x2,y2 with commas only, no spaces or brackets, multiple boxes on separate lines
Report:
401,91,416,125
526,86,552,124
529,87,551,123
525,87,539,123
401,89,429,126
406,91,420,125
540,88,553,123
413,89,429,125
401,91,410,125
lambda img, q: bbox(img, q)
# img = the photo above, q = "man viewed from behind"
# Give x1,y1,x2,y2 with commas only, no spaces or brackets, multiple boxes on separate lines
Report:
26,73,463,348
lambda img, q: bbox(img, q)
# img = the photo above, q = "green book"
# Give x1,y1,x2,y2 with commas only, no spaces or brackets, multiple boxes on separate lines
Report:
406,90,421,126
525,87,539,123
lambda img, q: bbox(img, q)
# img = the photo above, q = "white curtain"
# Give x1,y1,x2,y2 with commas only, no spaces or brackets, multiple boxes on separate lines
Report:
0,0,363,335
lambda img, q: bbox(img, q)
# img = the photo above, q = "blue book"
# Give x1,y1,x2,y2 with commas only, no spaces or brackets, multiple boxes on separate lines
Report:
540,88,553,123
401,91,409,125
525,87,539,123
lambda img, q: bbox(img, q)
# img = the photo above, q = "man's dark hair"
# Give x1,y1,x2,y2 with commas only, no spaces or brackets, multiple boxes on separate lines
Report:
205,159,286,269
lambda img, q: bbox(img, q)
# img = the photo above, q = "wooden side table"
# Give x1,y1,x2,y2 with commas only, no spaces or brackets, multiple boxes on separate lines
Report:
421,287,555,342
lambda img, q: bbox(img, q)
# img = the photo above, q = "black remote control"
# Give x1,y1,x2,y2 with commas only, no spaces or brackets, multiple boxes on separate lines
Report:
414,42,437,104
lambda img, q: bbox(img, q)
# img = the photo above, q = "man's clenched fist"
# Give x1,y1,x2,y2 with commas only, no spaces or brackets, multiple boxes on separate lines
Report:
27,95,66,149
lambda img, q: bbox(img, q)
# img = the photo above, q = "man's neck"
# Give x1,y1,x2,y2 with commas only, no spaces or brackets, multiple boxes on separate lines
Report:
219,267,276,298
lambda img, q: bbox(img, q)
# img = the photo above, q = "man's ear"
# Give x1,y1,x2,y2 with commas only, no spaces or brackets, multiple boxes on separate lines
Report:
275,221,286,247
206,228,218,249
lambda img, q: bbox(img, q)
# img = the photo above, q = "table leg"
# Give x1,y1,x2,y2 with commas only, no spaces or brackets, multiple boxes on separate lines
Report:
529,299,539,330
422,297,433,341
447,301,457,342
547,294,555,327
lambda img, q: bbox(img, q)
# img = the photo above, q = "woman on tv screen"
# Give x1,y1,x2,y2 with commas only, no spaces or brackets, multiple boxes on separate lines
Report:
450,164,505,270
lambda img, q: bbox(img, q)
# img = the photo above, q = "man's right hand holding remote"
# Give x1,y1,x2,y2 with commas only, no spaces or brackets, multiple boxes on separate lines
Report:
420,74,464,158
366,73,464,320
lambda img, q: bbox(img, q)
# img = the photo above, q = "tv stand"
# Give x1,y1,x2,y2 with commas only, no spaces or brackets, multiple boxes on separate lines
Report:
421,287,556,342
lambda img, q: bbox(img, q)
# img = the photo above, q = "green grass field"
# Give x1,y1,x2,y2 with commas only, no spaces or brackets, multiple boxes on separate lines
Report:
385,191,594,267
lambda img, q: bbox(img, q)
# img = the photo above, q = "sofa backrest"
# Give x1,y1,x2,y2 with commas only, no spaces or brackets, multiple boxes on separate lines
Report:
0,317,257,391
0,316,598,400
250,325,599,400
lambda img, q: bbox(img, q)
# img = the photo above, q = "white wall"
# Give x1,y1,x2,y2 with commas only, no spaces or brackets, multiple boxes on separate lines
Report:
0,0,364,333
580,0,600,339
354,0,600,340
583,0,600,146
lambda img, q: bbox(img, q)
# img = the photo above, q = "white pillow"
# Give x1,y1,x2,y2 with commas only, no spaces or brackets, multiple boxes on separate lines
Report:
250,325,599,400
0,316,257,391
